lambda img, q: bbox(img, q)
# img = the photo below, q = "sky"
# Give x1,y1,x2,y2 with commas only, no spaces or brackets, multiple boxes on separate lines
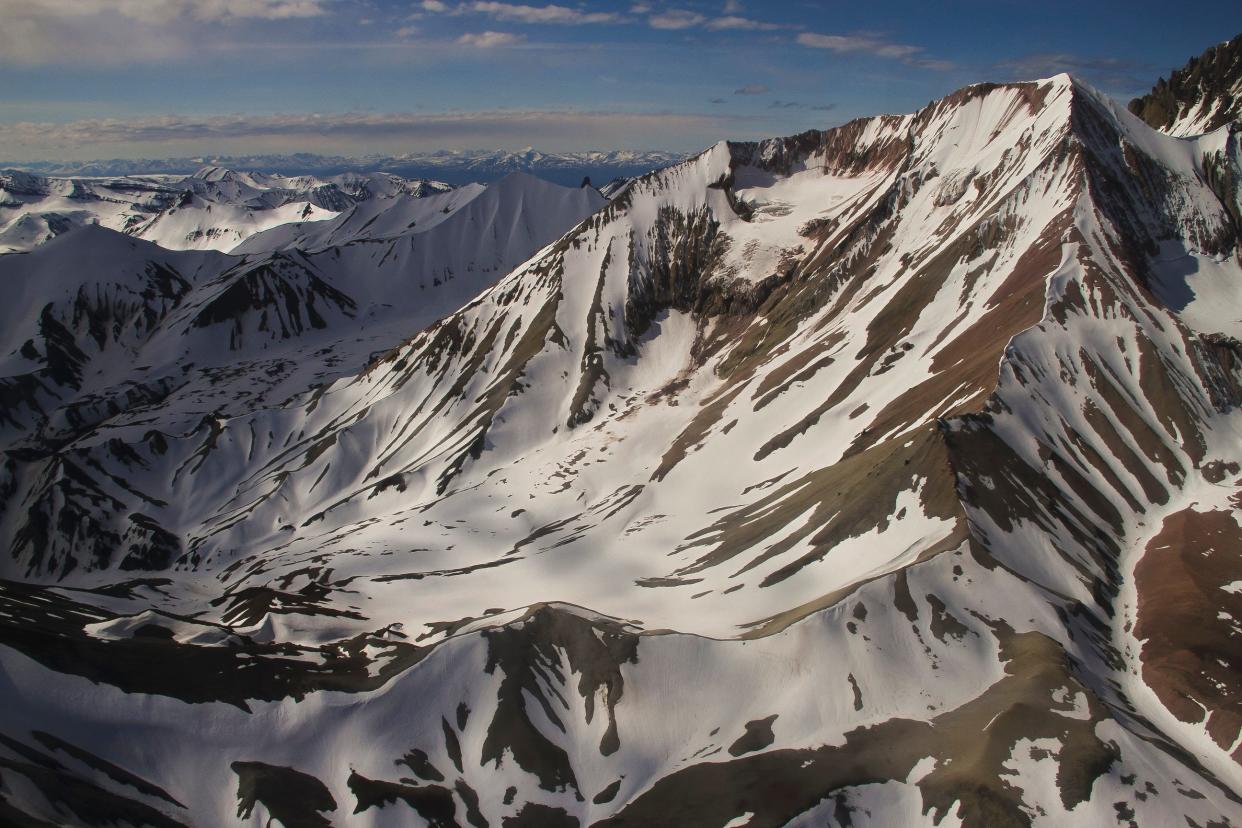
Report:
0,0,1239,161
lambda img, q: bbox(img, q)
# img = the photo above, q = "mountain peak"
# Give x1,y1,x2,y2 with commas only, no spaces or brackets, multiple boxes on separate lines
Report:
1128,32,1242,136
191,165,238,182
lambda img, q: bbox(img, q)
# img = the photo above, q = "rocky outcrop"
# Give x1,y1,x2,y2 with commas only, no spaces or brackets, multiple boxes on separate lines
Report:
1129,34,1242,135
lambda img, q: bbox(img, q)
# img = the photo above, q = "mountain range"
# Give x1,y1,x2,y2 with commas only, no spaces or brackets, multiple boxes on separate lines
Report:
0,148,685,189
0,166,456,254
1,37,1242,828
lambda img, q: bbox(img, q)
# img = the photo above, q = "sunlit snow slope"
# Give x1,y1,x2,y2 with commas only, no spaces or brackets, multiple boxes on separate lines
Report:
1,75,1242,827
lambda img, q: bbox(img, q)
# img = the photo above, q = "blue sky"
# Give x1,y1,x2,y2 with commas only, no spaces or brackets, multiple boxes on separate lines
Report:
1,0,1239,160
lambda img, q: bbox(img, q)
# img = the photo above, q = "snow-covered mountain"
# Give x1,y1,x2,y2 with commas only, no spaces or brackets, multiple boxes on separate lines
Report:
384,147,684,186
1130,33,1242,136
4,148,686,188
0,166,453,253
237,172,601,258
0,168,604,522
2,72,1242,827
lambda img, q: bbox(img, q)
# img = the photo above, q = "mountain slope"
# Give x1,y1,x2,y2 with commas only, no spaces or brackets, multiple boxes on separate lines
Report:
1,75,1242,827
0,167,454,254
0,173,606,579
1129,33,1242,136
236,172,603,265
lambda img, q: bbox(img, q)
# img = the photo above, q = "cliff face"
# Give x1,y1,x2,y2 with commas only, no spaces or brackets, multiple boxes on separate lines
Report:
1129,34,1242,136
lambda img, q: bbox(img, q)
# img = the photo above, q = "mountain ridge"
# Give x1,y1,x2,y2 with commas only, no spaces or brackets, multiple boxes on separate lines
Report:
1,71,1242,827
0,166,454,253
1129,33,1242,136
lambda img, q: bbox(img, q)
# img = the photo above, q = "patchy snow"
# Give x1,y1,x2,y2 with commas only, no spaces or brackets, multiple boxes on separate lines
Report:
1,74,1242,827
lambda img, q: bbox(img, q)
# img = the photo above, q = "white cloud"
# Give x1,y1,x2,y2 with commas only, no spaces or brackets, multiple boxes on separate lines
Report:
0,0,327,64
464,3,622,24
723,0,743,12
182,0,325,19
456,30,524,47
796,32,917,58
1,0,327,23
649,9,705,29
796,31,952,69
706,15,782,31
733,83,769,95
648,7,788,33
411,1,787,34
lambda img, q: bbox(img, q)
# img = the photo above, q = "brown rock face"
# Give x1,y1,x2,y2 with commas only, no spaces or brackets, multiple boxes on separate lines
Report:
1129,34,1242,135
1135,507,1242,760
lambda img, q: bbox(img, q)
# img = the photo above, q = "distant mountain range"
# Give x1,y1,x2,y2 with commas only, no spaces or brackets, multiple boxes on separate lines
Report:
1,148,685,188
0,166,457,253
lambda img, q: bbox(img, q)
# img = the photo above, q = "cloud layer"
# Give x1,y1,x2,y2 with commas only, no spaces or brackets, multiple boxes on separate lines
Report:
456,30,524,47
0,109,753,160
9,0,327,22
452,2,622,25
647,10,705,30
0,0,327,65
798,31,954,71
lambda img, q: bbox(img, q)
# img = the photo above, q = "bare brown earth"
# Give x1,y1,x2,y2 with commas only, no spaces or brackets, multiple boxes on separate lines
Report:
1134,506,1242,761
